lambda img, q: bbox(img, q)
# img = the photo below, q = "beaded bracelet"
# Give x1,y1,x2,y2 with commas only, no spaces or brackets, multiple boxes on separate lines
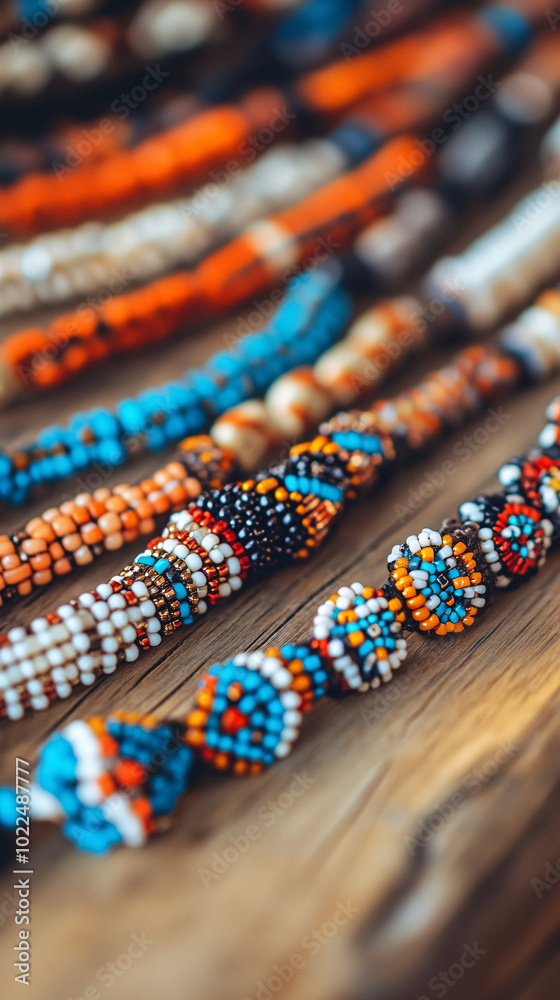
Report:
0,340,526,721
0,133,421,402
5,268,560,608
6,27,560,324
1,393,558,855
0,262,350,504
0,2,539,239
4,164,560,502
0,0,418,188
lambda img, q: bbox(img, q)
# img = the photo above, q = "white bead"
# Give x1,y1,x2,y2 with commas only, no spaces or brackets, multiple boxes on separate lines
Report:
148,633,162,646
96,583,113,599
283,710,302,726
121,625,137,644
108,593,126,609
280,691,301,709
7,627,26,643
78,592,96,607
91,601,109,620
174,544,190,560
146,618,161,633
406,535,421,553
201,532,220,551
56,604,75,619
192,571,207,588
30,618,49,633
110,610,128,629
139,599,156,618
197,600,208,615
230,576,242,591
132,581,149,597
46,648,64,667
72,633,90,653
124,645,139,661
101,637,118,653
185,553,202,571
218,582,231,598
97,620,115,636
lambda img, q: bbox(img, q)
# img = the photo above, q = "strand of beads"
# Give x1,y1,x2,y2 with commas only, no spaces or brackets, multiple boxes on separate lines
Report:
0,134,421,403
0,341,523,720
0,13,454,238
0,263,350,504
0,3,546,394
0,436,236,607
3,397,560,853
0,136,349,319
0,318,511,606
210,279,560,476
3,259,560,608
7,24,560,324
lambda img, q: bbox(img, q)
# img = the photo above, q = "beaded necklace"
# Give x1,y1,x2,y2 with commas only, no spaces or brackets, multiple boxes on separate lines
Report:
5,29,560,324
4,168,560,504
4,267,560,608
1,393,558,854
0,0,407,187
0,326,551,722
0,133,421,401
0,3,541,239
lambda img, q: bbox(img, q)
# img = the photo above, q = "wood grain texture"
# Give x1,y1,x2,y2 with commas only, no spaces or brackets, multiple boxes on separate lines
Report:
1,173,560,1000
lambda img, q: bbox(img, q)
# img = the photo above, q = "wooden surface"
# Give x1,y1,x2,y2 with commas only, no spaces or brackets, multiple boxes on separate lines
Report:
2,175,560,1000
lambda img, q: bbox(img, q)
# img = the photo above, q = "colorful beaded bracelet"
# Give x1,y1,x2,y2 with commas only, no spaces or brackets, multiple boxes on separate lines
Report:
0,133,421,402
1,394,558,854
0,340,526,721
6,27,560,324
3,268,560,608
0,262,350,504
0,2,538,240
4,159,560,502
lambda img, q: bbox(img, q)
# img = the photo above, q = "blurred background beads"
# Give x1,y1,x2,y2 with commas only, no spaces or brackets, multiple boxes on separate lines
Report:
459,494,553,588
0,264,349,502
312,583,406,691
498,452,560,539
30,714,193,853
387,526,491,636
